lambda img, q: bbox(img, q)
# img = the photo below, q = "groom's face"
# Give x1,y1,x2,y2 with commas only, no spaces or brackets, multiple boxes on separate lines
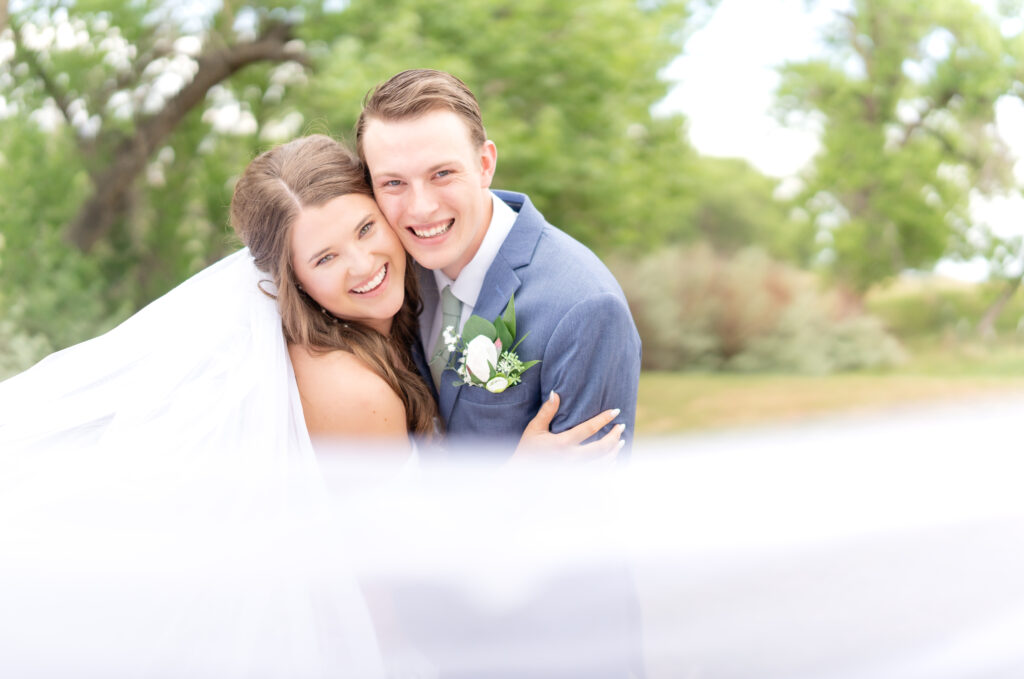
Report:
361,109,496,280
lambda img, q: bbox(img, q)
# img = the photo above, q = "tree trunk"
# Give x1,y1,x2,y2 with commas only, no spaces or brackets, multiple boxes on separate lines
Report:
977,275,1022,340
66,22,306,252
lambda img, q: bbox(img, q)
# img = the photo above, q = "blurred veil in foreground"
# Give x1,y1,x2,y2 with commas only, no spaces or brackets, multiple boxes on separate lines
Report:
3,403,1024,678
2,250,1023,677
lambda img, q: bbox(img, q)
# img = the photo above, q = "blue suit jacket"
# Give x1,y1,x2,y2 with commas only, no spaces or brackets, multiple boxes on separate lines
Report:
414,190,641,451
407,192,646,678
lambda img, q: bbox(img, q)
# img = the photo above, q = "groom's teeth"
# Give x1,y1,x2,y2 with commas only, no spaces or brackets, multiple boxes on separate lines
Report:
411,220,453,238
352,265,386,294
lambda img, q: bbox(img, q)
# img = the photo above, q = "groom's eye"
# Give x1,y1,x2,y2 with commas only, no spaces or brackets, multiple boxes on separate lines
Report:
383,179,402,187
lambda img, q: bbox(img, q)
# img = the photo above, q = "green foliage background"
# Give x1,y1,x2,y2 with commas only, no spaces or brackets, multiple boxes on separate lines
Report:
3,0,1024,378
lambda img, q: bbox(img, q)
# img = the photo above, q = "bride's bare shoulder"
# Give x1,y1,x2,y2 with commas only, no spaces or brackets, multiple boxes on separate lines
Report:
288,344,406,438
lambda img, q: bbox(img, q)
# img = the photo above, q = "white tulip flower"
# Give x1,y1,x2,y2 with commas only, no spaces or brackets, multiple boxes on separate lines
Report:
464,335,498,382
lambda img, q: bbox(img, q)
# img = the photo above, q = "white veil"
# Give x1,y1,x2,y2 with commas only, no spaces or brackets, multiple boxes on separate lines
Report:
0,248,310,462
0,249,385,677
3,249,1024,678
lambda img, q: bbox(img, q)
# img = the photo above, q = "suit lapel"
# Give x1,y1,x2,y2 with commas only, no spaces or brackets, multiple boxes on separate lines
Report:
414,264,440,401
438,192,543,425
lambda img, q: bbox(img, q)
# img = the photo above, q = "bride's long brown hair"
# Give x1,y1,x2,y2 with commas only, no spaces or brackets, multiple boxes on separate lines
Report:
229,134,437,437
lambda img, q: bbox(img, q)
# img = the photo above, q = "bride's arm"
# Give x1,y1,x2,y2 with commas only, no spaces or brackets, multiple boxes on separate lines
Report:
288,344,408,441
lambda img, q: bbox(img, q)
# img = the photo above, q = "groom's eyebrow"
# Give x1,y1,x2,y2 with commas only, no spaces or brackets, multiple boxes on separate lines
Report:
428,159,460,172
375,160,460,177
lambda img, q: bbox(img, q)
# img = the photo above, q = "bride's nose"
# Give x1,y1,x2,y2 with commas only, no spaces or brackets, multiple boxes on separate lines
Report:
346,246,375,280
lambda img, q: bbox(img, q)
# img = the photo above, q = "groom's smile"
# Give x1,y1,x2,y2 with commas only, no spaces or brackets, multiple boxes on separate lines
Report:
408,219,454,240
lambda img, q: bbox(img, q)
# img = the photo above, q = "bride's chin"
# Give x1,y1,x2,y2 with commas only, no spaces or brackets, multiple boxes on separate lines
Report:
364,298,404,328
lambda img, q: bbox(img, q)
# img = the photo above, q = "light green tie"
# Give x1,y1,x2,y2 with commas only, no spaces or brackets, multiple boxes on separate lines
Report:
429,285,463,389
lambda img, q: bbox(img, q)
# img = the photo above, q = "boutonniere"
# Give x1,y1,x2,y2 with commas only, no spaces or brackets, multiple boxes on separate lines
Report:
443,294,539,393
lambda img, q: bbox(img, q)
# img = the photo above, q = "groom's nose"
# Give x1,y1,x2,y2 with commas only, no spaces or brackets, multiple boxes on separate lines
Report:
407,183,439,220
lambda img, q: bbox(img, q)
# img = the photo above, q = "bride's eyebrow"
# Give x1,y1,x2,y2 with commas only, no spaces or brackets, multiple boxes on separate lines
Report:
307,246,330,265
353,214,373,233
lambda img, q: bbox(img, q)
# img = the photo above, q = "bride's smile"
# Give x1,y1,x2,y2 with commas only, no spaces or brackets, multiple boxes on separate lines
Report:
350,263,388,294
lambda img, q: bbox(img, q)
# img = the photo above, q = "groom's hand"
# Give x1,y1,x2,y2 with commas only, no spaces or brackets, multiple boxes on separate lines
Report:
513,391,625,460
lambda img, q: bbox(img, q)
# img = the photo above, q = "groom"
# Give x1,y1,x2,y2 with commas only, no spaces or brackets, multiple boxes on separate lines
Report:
357,69,641,448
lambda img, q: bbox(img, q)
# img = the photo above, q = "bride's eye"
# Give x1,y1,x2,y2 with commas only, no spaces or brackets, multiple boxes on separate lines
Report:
316,254,334,266
359,221,374,237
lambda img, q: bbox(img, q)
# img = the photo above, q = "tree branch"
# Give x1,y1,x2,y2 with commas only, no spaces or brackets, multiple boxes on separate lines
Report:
899,90,955,147
978,272,1023,339
135,21,307,161
9,18,84,150
91,33,173,116
66,21,308,252
922,126,983,168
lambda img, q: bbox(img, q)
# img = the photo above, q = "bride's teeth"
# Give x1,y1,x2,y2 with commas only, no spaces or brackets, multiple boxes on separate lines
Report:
352,265,386,294
412,220,452,238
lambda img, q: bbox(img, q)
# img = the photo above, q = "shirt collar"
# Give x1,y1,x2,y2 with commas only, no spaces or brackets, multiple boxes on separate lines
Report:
433,191,517,306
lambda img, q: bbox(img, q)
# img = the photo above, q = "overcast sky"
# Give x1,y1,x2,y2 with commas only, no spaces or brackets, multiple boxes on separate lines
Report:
656,0,843,177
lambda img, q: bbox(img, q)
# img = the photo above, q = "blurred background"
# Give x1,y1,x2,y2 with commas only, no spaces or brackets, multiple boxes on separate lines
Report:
4,0,1024,433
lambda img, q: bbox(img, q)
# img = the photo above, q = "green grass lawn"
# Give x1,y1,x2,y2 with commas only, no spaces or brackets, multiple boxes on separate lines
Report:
637,339,1024,435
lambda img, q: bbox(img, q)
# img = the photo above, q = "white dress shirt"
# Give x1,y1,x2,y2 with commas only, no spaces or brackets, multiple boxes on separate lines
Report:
422,191,518,356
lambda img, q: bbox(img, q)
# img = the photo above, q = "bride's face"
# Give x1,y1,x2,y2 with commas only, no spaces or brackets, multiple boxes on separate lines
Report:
289,193,406,335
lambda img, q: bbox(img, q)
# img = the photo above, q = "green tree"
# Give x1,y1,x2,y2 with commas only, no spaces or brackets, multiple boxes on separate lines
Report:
776,0,1017,293
1,0,717,375
683,156,808,258
1,0,310,363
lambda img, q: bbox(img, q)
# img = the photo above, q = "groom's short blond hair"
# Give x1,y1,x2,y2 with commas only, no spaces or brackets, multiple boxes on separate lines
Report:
356,69,487,158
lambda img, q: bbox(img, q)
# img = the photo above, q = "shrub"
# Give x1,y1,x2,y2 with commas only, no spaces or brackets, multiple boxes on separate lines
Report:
610,244,905,373
866,277,1024,340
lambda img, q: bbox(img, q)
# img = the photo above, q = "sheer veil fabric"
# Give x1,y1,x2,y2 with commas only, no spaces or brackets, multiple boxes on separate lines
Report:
0,248,310,460
0,248,385,678
7,248,1023,677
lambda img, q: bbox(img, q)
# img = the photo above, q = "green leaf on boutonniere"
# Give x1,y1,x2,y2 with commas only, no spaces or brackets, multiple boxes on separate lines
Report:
502,294,517,338
509,330,530,354
493,317,514,351
462,315,496,342
520,359,540,371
